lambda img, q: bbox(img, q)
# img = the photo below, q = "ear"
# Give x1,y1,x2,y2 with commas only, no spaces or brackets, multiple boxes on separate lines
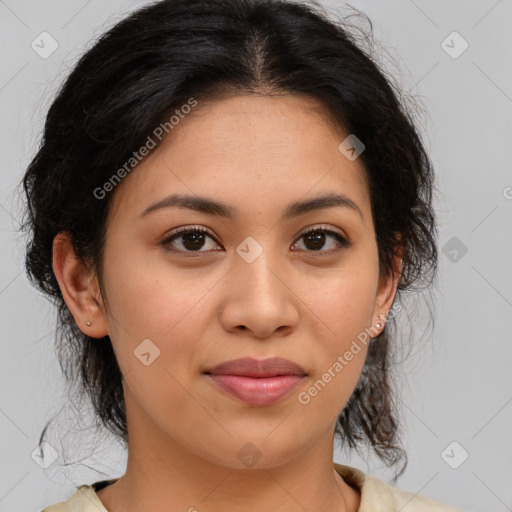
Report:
372,236,403,334
52,232,109,338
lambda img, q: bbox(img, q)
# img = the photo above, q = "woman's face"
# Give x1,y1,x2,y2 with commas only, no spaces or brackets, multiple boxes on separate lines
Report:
84,93,398,469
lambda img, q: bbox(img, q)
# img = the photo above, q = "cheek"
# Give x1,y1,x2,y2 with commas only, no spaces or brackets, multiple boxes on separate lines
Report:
105,246,211,335
102,252,211,428
296,263,377,410
303,261,377,346
101,244,217,381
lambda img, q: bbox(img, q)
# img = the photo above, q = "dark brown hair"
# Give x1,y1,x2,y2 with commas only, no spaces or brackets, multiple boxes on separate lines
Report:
21,0,438,481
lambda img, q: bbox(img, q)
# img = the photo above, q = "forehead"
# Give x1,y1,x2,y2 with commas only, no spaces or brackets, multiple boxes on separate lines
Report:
108,93,371,226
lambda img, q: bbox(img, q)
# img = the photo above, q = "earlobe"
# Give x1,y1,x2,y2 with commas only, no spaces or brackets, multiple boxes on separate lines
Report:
52,232,109,338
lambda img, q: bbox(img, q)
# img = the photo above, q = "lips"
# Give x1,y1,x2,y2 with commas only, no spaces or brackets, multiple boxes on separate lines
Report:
205,357,307,377
205,357,306,406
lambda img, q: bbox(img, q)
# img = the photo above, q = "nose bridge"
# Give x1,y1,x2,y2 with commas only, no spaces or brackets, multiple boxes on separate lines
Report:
234,238,285,302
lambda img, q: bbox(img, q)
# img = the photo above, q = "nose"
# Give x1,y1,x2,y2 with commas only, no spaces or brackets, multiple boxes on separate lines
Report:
218,249,300,339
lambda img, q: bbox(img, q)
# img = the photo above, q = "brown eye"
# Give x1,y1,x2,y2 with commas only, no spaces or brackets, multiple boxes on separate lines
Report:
292,228,351,254
161,227,220,254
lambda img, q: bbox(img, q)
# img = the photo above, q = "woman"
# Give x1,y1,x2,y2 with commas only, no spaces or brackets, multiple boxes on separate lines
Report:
22,0,464,510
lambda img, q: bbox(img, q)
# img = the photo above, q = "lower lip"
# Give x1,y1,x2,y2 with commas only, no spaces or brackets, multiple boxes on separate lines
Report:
206,374,304,406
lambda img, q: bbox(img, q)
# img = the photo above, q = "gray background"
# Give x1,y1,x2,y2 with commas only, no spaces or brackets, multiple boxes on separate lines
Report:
1,1,511,511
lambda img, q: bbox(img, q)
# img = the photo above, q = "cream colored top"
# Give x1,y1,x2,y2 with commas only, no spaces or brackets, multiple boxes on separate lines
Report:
40,463,466,511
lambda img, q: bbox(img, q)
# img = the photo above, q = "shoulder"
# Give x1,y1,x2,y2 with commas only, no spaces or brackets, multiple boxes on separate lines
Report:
40,481,113,512
364,474,466,511
334,463,466,512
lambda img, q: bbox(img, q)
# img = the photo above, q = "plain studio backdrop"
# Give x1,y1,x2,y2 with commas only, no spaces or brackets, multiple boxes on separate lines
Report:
1,1,511,511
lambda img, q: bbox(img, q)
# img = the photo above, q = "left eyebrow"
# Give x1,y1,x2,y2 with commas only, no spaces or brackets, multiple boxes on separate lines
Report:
139,192,363,221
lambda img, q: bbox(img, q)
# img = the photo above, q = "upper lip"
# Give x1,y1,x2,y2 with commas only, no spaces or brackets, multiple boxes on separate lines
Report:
205,357,307,377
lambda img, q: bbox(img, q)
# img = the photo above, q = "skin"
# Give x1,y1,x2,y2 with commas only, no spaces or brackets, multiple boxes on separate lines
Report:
53,93,401,512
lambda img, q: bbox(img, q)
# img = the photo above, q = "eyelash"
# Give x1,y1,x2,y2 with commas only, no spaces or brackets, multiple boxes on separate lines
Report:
159,225,351,256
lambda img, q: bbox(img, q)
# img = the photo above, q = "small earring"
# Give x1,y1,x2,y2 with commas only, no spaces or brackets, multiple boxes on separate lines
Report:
376,322,382,329
86,321,92,326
